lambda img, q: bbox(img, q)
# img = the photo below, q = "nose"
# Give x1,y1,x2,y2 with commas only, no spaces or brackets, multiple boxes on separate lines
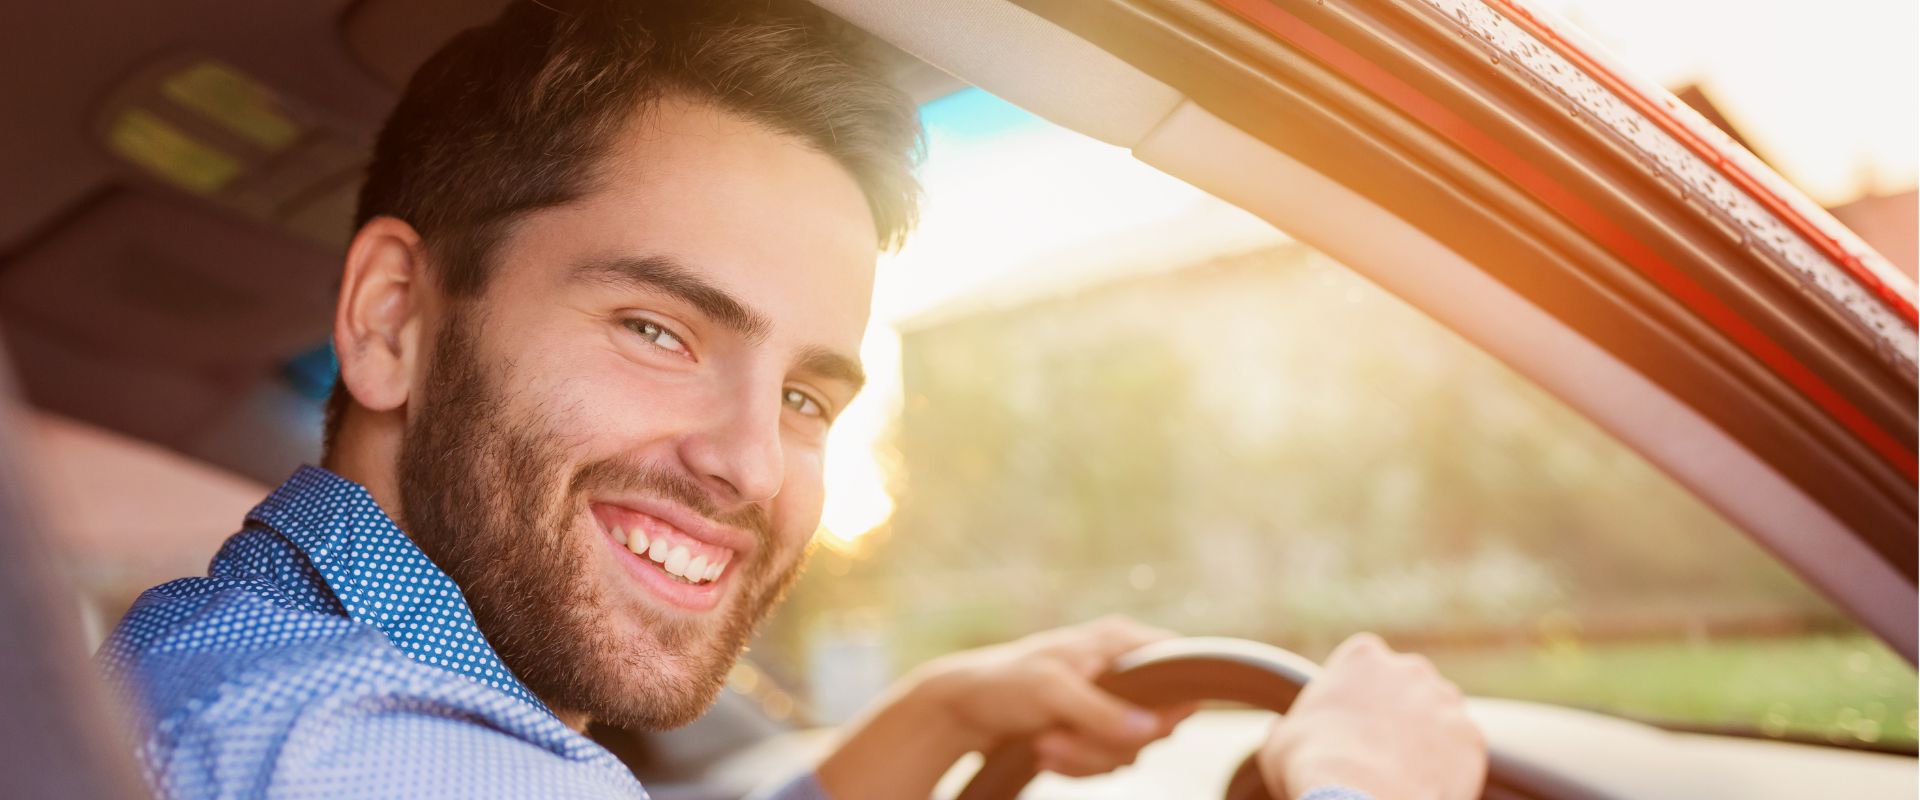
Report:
676,383,785,506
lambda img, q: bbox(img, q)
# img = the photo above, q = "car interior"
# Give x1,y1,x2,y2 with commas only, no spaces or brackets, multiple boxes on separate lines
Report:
0,0,1913,798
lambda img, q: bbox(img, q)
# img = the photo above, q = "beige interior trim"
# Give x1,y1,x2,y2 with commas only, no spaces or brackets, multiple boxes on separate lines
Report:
1133,101,1916,657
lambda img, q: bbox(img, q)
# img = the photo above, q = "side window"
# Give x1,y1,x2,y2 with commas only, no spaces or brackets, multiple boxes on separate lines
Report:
852,239,1911,747
759,88,1916,751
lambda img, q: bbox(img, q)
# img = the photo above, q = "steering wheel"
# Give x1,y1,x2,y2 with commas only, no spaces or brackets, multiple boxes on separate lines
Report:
954,637,1609,800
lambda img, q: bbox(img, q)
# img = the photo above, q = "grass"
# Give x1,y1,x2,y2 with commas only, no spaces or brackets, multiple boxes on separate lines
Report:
1428,633,1918,748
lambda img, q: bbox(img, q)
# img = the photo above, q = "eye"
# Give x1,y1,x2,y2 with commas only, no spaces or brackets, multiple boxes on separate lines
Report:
624,318,689,356
783,388,827,420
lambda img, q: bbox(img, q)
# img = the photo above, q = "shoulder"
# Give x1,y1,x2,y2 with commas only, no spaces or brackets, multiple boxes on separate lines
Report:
101,576,388,747
100,571,354,690
99,524,357,705
104,583,641,798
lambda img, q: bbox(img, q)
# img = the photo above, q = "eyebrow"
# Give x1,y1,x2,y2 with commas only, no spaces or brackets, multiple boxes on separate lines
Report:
797,344,866,395
572,255,772,344
573,254,866,393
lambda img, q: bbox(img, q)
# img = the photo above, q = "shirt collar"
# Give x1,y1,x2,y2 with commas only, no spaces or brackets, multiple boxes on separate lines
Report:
246,465,552,714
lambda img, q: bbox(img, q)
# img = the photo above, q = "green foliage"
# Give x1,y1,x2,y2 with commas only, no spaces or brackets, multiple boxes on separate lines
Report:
1433,634,1918,746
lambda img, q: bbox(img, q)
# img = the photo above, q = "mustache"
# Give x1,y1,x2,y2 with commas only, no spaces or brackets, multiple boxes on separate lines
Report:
568,458,773,548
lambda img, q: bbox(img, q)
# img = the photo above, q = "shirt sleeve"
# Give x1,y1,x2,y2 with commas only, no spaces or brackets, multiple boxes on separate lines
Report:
120,613,648,800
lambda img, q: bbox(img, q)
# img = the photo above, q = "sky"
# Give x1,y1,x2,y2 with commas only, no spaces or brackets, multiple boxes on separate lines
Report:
811,0,1920,547
1534,0,1917,205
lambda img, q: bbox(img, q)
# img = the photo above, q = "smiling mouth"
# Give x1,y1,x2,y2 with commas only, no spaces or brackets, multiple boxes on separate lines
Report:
593,503,739,595
612,522,732,584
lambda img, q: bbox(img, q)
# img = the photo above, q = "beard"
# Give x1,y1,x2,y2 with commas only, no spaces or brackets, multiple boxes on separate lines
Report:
394,305,807,730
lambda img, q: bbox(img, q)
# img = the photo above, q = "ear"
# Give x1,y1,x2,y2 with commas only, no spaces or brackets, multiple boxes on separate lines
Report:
332,216,432,417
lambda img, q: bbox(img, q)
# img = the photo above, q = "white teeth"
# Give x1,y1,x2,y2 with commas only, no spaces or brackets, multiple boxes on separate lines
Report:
613,519,732,585
665,545,691,578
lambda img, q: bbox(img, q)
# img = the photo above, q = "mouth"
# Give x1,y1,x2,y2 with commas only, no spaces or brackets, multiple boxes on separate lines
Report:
592,502,739,612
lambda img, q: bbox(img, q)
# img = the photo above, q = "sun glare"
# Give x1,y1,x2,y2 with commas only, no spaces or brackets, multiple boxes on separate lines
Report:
813,88,1275,554
817,329,902,552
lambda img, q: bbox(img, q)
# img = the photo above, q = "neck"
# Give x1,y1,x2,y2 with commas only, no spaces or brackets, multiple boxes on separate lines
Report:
553,708,591,733
321,406,409,524
324,406,591,737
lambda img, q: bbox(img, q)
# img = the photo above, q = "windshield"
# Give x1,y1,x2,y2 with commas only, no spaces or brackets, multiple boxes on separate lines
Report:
744,80,1918,752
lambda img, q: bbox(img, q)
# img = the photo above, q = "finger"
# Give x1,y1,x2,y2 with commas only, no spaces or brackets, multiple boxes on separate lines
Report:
1056,616,1178,674
1396,651,1438,675
1329,631,1390,663
1033,730,1142,778
1254,719,1300,798
1039,665,1164,749
1158,701,1201,732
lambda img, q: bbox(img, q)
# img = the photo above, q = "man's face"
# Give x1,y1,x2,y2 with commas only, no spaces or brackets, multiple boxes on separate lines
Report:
396,97,878,729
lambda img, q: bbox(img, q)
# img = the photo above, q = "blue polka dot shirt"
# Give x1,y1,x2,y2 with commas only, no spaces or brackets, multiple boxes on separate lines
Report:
99,466,829,800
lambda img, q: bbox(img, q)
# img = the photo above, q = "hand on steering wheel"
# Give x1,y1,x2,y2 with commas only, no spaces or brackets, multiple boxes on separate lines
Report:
1259,633,1483,799
956,636,1598,800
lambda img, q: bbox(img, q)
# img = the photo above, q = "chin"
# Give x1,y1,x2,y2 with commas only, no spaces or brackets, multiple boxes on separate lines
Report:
565,575,743,729
581,625,739,731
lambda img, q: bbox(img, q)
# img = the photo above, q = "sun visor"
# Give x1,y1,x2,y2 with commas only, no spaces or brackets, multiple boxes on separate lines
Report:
93,55,367,254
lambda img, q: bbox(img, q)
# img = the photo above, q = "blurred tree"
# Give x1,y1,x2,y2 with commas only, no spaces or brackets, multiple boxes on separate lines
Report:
786,243,1841,673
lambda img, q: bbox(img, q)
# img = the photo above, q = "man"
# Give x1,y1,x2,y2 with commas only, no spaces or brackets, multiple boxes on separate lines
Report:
100,1,1486,797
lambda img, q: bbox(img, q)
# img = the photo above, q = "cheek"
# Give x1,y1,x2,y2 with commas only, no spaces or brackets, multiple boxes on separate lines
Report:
512,345,707,451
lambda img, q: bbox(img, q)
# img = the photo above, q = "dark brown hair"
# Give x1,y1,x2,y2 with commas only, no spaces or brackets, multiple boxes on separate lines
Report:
325,0,923,450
